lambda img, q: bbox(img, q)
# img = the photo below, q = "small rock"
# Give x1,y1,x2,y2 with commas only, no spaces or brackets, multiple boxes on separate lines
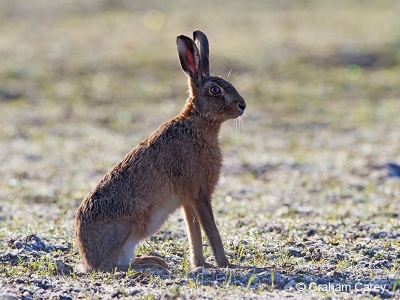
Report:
201,268,211,276
14,278,25,284
32,279,51,290
283,279,297,290
234,280,244,286
336,253,345,260
26,235,47,252
51,244,70,252
54,259,73,275
22,291,30,297
312,248,322,261
250,275,259,285
374,260,390,269
288,248,305,257
212,280,219,287
216,276,226,282
249,226,266,234
192,266,204,274
0,293,18,300
378,291,393,299
13,241,23,249
386,162,400,177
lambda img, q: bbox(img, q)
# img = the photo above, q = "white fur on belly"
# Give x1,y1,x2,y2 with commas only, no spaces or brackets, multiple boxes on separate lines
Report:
119,234,139,265
146,194,181,236
118,194,181,266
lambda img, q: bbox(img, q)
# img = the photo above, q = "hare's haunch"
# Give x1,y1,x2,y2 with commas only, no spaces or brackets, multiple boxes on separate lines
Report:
75,30,246,272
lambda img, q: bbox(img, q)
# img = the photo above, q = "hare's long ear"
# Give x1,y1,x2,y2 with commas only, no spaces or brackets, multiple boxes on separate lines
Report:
193,30,210,77
177,35,201,85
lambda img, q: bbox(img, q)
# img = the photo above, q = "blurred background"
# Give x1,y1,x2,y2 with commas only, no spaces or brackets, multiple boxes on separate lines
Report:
1,0,399,230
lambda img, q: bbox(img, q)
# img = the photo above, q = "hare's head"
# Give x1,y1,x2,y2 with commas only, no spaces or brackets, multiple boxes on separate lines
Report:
177,30,246,123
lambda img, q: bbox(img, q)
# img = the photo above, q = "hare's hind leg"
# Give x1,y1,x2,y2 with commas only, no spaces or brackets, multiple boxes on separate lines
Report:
76,220,133,272
118,233,140,265
133,256,168,268
119,233,168,270
115,256,168,273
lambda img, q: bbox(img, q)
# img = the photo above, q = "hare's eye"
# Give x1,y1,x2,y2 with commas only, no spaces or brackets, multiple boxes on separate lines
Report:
210,86,221,95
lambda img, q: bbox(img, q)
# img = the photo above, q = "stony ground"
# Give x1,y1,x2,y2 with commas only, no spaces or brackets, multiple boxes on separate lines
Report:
1,0,400,299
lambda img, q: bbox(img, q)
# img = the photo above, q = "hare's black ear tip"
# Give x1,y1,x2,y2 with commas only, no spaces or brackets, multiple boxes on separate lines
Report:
176,35,191,47
177,35,192,42
193,30,206,39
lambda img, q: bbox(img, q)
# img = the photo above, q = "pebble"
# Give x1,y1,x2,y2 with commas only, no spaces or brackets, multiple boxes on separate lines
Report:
288,248,305,257
283,280,297,290
250,275,259,285
55,259,73,275
201,269,211,276
1,294,17,300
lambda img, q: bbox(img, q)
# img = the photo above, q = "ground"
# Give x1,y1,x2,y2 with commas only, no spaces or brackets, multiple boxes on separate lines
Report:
1,0,400,299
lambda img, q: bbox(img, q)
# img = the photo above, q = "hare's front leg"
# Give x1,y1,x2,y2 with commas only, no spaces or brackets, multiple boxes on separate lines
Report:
183,205,210,268
193,198,230,268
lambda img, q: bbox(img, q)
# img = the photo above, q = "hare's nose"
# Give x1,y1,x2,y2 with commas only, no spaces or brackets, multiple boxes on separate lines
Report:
237,102,246,112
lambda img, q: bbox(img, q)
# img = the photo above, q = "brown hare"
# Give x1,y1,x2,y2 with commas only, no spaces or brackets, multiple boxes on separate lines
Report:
75,30,246,272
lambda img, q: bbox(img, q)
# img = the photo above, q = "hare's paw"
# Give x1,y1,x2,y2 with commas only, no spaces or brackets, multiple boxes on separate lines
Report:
134,256,168,268
191,261,216,269
201,262,216,269
199,262,235,269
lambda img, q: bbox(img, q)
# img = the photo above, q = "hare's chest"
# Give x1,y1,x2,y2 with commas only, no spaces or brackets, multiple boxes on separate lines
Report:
196,145,222,185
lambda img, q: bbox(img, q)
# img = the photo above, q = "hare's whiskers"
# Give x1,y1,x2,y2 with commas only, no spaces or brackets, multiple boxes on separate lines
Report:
239,116,244,134
235,118,238,137
241,111,253,122
227,68,233,78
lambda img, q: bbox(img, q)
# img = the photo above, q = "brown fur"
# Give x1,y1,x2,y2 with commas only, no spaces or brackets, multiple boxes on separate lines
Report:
75,30,246,272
